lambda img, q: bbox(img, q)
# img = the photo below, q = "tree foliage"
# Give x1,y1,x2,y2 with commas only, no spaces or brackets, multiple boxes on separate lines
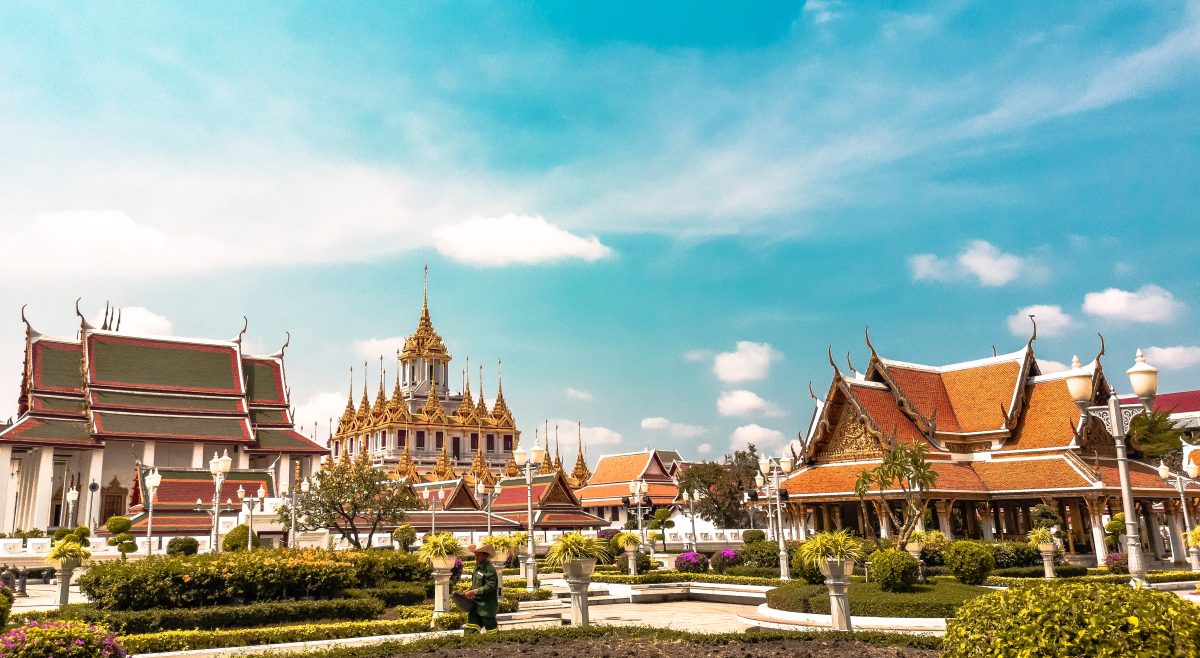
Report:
104,516,136,560
675,445,761,528
855,442,938,549
275,454,420,549
1130,410,1186,469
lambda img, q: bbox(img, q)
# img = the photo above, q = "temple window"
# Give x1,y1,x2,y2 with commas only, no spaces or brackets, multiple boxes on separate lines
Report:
452,436,460,459
435,431,444,449
470,432,478,450
399,429,407,448
503,435,513,451
486,434,495,451
416,431,426,449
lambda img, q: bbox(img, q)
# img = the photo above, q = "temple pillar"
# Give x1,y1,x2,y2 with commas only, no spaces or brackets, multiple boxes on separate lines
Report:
831,505,843,531
977,502,995,541
141,440,156,467
874,502,891,539
30,447,55,531
934,500,954,540
1067,500,1087,555
236,447,250,470
192,443,206,469
0,445,12,535
821,504,831,532
1165,501,1186,564
915,505,926,533
796,505,809,540
1139,503,1162,560
1084,497,1108,565
277,456,293,497
81,449,105,529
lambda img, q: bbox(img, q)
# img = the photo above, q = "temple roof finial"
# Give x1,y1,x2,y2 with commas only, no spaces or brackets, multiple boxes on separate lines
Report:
20,305,40,339
234,316,248,344
75,298,94,331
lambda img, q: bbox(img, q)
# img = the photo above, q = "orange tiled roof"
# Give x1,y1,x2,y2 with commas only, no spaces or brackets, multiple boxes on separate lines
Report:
588,453,653,484
1002,378,1081,451
885,366,961,432
576,481,677,506
971,457,1091,491
782,461,984,496
1094,460,1179,493
941,360,1022,432
846,384,928,444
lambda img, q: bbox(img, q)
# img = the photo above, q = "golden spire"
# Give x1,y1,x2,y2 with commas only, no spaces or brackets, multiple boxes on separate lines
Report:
400,265,451,361
475,363,489,417
421,366,445,419
553,424,563,471
432,440,455,481
490,358,513,426
466,442,495,489
455,358,475,417
538,424,554,475
338,366,356,433
395,435,420,482
371,355,387,416
571,421,591,486
388,350,404,411
356,361,370,418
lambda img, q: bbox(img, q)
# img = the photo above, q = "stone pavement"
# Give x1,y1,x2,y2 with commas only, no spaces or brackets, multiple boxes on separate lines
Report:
583,601,756,633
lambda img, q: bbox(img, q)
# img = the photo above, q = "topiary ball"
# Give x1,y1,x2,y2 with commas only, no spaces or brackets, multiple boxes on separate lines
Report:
944,540,995,586
742,529,766,545
166,536,200,556
869,549,918,592
944,582,1200,657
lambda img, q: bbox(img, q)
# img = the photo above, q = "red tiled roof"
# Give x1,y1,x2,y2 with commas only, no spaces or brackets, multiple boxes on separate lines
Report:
847,385,928,444
588,452,672,484
885,366,961,432
972,458,1091,491
1121,390,1200,414
1002,378,1081,451
576,481,677,506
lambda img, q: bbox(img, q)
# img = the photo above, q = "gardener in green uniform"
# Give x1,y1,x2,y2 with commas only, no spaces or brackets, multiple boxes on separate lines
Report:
463,544,499,631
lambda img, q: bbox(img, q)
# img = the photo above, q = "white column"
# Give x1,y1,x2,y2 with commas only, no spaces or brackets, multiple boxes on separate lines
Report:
277,456,293,496
935,500,954,540
1085,497,1108,565
236,448,249,470
82,449,105,529
192,443,206,469
0,445,12,534
30,447,56,531
1165,503,1186,563
875,502,891,539
977,503,995,541
141,440,156,467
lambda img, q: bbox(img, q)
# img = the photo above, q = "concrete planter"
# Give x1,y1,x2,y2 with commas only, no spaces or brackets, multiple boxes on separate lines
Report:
563,558,597,626
429,556,457,570
819,558,853,632
1039,546,1056,579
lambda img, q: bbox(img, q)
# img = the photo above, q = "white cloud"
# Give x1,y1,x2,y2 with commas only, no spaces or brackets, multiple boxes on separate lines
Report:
293,391,346,446
432,214,613,266
803,0,841,24
717,390,785,417
697,443,713,455
1007,304,1072,337
642,416,706,438
91,305,174,336
355,336,408,360
553,419,622,448
1037,359,1070,374
910,240,1036,287
683,349,712,362
1082,285,1184,323
1144,346,1200,370
565,387,594,401
730,424,786,451
713,341,780,383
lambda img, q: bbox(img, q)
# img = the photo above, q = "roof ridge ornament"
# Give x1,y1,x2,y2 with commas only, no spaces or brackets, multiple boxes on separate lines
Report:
20,305,40,339
75,298,95,331
269,332,291,359
234,316,248,344
864,325,879,359
1027,314,1038,345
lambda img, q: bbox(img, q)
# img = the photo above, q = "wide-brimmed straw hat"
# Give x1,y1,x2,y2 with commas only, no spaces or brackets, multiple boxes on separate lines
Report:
467,544,495,557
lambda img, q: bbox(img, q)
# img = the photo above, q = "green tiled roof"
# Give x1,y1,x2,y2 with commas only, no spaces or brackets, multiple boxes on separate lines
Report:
30,395,85,415
91,390,245,414
33,341,83,392
94,412,251,442
250,408,289,425
253,428,326,453
1,417,94,445
244,360,286,404
88,335,242,394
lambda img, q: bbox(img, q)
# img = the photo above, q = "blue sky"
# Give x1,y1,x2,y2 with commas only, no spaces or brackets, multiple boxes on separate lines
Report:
1,1,1198,462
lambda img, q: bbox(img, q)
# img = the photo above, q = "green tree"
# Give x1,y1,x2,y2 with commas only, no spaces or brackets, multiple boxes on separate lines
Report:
391,524,417,552
856,442,938,549
646,508,675,550
104,516,137,560
674,446,761,528
1130,410,1186,470
221,523,261,551
276,454,420,549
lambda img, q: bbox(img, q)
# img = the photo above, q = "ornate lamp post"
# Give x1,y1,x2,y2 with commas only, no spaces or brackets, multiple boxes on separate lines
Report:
1158,459,1199,570
512,439,545,593
143,469,160,556
758,454,794,581
65,485,79,529
629,479,649,548
290,474,310,548
474,480,496,538
1066,349,1158,586
236,483,267,552
208,450,232,553
681,489,699,552
422,489,446,535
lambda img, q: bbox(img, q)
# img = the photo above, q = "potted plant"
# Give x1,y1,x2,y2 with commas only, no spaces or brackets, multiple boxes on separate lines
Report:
545,532,611,579
1028,527,1057,578
481,534,511,566
904,531,925,561
418,532,464,570
1187,528,1200,571
611,531,642,576
48,526,91,606
796,530,865,579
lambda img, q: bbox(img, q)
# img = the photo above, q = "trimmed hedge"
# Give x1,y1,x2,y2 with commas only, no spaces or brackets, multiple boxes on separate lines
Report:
991,564,1088,578
767,581,989,618
343,582,427,606
166,536,199,556
944,582,1200,657
741,540,781,567
986,569,1200,588
869,549,918,593
12,598,386,634
723,565,782,579
944,541,994,586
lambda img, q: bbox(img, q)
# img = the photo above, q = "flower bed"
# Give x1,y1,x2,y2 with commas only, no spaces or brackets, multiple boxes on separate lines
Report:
765,581,990,618
589,570,783,586
2,620,128,657
12,598,386,634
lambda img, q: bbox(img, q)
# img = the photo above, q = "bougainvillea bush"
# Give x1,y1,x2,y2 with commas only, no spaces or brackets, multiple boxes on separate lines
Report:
1,620,128,658
674,551,710,573
709,549,743,574
1105,551,1129,574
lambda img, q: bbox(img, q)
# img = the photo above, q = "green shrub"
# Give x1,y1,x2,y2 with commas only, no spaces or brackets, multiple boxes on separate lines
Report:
674,551,709,573
1,620,126,657
985,540,1041,568
944,540,995,585
0,582,11,627
742,540,780,568
617,551,652,573
104,516,137,558
338,550,430,587
943,582,1200,657
724,565,782,579
591,571,784,586
13,597,385,634
911,530,949,566
221,524,262,552
767,580,986,618
869,549,919,592
104,515,132,534
391,524,417,551
499,588,553,602
742,529,766,544
764,581,827,612
343,582,427,606
992,564,1087,578
165,536,200,556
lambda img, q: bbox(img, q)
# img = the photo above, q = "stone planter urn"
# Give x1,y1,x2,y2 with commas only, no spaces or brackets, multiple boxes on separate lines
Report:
564,558,597,627
1189,547,1200,573
1038,543,1057,579
56,558,80,608
429,556,457,616
819,558,854,632
905,542,926,583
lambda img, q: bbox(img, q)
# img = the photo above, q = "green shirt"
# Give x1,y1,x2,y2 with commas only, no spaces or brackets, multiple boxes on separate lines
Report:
469,559,500,617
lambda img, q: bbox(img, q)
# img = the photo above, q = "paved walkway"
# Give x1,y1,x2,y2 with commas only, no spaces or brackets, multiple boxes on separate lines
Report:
584,601,755,633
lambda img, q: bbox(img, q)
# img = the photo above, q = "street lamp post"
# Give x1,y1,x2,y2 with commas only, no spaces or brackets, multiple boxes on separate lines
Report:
422,489,446,535
1066,349,1158,587
143,469,161,557
291,476,310,548
236,483,267,552
474,480,495,538
65,486,79,529
208,450,233,553
629,479,649,548
512,440,546,593
681,489,699,552
758,455,794,581
1158,459,1199,570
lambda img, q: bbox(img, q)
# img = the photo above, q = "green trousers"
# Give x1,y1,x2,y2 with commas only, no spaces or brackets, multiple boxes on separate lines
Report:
468,608,498,630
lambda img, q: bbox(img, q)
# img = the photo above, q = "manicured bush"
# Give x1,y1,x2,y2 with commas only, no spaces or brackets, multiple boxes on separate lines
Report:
105,516,137,559
869,549,919,592
391,524,417,552
13,597,385,634
500,588,553,602
767,580,986,618
338,549,430,586
343,582,427,606
591,571,784,586
674,551,709,573
221,524,262,552
741,540,780,568
1106,551,1129,574
943,582,1200,657
984,540,1041,568
0,583,11,627
742,529,766,545
1,620,127,657
165,536,199,556
709,549,743,574
724,565,782,579
944,540,995,585
764,581,827,612
617,551,652,573
992,564,1087,578
912,530,949,566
